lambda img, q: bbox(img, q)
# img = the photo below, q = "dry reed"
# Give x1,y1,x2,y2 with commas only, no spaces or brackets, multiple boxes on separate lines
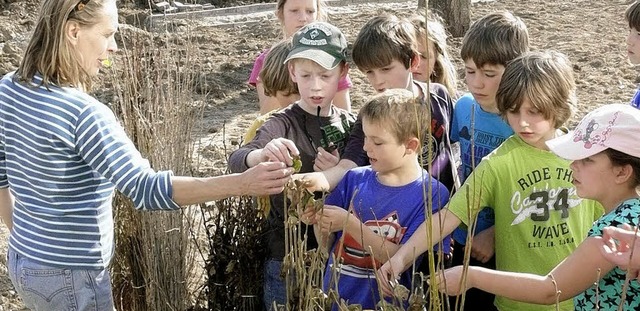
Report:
102,18,205,311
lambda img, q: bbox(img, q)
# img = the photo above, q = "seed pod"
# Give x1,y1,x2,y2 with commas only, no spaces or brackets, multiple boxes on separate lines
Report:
292,155,302,173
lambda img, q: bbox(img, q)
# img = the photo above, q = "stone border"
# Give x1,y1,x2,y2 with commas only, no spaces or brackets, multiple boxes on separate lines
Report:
147,0,408,29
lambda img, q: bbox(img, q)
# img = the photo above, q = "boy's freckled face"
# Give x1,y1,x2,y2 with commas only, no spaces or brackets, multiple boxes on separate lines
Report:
627,27,640,65
506,98,556,150
288,59,342,114
362,59,413,93
464,59,505,112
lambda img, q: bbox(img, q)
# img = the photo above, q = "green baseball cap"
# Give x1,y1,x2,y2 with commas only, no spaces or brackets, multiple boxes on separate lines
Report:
284,22,348,70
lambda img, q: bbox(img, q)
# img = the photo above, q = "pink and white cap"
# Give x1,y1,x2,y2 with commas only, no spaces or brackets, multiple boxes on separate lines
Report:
546,104,640,160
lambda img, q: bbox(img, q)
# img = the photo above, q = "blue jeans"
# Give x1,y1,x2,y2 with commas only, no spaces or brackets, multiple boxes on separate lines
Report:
263,259,286,311
7,249,114,311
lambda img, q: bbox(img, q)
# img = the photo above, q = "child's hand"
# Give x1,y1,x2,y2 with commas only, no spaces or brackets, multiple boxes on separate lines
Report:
261,138,300,167
316,205,349,234
432,266,471,296
376,256,405,297
600,224,640,275
299,204,318,225
470,226,495,263
313,146,340,172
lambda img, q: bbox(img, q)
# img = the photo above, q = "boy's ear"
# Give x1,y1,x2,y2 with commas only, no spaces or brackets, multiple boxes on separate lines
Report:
409,54,420,72
405,137,420,154
340,63,349,78
288,62,297,83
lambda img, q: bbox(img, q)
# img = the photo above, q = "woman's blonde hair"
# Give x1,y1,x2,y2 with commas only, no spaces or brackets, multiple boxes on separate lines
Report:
15,0,110,90
410,13,458,97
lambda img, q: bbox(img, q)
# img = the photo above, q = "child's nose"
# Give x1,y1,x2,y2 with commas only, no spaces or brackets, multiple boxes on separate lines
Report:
468,76,483,89
310,77,322,90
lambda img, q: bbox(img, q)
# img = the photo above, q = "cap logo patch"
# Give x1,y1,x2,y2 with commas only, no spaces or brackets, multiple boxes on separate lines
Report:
310,29,319,39
572,111,618,149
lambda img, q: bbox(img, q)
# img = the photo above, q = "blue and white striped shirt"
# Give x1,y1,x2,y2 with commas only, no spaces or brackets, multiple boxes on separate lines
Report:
0,72,180,269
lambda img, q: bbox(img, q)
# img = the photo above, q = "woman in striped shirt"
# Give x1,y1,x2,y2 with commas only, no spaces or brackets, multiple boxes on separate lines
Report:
0,0,293,309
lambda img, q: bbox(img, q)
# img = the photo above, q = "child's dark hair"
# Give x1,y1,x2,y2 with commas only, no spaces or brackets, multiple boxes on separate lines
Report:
352,13,418,70
496,50,575,128
605,148,640,187
460,11,529,68
626,1,640,31
260,39,298,97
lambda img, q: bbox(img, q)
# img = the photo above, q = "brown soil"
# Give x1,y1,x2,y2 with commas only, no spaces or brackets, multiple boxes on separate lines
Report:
0,0,635,309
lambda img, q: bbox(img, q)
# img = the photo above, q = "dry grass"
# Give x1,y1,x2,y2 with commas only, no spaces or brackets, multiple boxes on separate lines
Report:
104,19,206,311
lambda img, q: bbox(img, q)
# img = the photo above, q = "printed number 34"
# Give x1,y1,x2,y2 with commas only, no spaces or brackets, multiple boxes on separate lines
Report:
530,189,569,221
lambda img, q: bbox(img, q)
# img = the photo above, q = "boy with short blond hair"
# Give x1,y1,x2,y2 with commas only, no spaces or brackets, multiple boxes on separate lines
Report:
378,50,604,311
316,89,449,309
228,21,356,308
449,10,530,309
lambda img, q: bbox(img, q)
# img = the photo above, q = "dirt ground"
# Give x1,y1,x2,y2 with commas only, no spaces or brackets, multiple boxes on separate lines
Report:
0,0,636,309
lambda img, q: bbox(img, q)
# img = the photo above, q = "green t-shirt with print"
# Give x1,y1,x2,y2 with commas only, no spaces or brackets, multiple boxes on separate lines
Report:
448,135,603,311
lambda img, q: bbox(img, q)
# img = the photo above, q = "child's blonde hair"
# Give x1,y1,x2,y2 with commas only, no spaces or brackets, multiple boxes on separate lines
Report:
352,13,418,71
496,50,575,129
626,1,640,31
461,11,529,68
16,0,112,90
359,89,431,144
410,12,458,97
259,39,298,98
276,0,328,28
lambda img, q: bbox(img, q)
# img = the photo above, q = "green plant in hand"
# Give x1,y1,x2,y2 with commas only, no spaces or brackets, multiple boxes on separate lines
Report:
292,155,302,173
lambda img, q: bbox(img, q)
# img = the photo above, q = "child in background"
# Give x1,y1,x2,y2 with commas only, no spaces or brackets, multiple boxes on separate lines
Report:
377,51,604,311
244,39,299,144
625,1,640,109
228,22,356,308
409,12,458,98
435,104,640,310
448,11,529,310
243,39,300,217
314,89,449,309
248,0,352,113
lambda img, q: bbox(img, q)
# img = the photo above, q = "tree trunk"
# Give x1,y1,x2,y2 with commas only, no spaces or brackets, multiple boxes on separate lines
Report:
427,0,471,38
